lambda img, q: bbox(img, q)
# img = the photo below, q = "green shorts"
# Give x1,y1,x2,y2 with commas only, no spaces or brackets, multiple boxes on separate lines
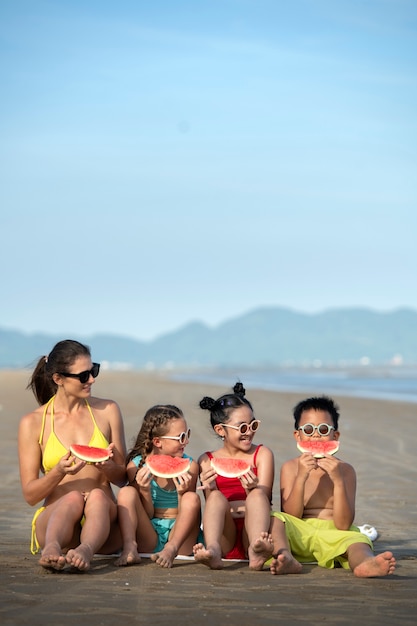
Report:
272,512,373,569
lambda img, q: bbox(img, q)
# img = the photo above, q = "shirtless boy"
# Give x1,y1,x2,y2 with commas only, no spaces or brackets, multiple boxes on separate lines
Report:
270,396,396,578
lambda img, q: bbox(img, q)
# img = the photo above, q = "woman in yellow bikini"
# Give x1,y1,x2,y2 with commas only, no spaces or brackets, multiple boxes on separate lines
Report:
18,339,127,571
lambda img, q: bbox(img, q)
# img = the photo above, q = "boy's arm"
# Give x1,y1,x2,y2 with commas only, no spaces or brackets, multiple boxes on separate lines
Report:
318,457,356,529
280,456,313,518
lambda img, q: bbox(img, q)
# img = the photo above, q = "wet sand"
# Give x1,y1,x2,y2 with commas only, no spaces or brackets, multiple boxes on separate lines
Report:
0,370,416,625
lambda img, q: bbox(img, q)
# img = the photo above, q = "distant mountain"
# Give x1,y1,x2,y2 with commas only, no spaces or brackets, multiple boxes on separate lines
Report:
1,306,416,369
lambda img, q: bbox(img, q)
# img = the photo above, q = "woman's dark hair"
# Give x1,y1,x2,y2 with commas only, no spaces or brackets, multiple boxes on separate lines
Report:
199,382,254,431
293,396,340,430
27,339,91,405
127,404,184,465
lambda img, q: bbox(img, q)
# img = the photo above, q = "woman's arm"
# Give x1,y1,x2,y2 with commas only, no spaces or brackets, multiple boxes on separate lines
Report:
18,411,85,506
95,399,127,488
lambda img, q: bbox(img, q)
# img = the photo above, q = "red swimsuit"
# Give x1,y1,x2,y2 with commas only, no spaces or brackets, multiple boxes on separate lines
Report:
206,445,262,559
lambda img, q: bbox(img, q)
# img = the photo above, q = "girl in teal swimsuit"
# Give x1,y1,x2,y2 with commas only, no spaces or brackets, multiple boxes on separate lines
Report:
18,339,127,572
115,405,202,568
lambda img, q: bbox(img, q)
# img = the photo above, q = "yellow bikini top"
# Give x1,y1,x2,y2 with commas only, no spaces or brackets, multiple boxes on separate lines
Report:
39,396,110,473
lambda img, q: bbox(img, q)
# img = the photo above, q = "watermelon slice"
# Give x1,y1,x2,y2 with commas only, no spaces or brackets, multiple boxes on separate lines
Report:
210,457,251,478
70,444,110,463
146,454,192,478
296,440,339,458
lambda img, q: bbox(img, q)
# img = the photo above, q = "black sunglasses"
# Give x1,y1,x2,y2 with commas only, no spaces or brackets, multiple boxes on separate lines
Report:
58,362,100,384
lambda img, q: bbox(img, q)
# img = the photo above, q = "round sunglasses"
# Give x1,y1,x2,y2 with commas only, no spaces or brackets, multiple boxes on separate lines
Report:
159,428,191,445
58,362,100,384
298,423,334,436
220,419,261,435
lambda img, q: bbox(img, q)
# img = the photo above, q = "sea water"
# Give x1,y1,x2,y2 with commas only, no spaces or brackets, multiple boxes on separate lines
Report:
170,366,417,404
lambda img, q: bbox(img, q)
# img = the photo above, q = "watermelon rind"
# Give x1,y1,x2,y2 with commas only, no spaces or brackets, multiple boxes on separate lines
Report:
210,457,251,478
296,440,339,458
70,444,110,463
146,454,191,478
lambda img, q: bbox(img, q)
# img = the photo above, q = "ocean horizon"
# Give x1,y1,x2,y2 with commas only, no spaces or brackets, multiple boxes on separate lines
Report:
170,365,417,405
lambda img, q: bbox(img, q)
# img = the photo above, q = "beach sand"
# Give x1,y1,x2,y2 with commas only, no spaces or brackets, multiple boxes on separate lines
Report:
0,370,416,625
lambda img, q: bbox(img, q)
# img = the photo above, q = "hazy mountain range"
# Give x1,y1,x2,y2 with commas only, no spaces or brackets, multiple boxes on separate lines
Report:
1,307,416,370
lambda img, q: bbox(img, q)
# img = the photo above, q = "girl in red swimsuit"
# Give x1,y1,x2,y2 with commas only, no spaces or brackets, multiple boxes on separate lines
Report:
193,382,296,571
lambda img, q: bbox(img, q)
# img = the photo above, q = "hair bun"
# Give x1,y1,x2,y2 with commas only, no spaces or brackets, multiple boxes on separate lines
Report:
199,396,216,411
233,382,246,397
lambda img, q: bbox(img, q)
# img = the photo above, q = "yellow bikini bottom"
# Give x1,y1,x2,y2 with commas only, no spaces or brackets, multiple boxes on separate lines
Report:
30,506,85,555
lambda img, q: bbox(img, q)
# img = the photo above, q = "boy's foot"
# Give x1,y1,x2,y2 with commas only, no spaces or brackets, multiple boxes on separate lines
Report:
353,552,396,578
269,550,303,575
39,542,67,570
65,543,94,571
248,531,274,570
193,543,224,569
114,550,142,567
151,542,178,568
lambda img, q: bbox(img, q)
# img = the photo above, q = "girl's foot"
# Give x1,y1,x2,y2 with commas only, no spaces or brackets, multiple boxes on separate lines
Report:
248,531,274,570
353,552,396,578
193,543,224,570
151,542,178,568
114,550,142,567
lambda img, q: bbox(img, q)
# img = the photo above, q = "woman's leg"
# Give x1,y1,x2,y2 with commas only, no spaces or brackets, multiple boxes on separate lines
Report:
66,488,117,570
36,491,85,570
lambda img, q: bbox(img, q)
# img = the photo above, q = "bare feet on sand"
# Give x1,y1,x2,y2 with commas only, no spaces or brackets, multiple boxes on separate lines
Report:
248,532,274,570
150,542,178,568
65,543,94,571
193,543,224,570
353,552,396,578
269,550,303,575
114,549,142,567
39,542,67,570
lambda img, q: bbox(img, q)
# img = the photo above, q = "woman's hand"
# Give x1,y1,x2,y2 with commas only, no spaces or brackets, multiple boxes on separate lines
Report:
57,451,86,475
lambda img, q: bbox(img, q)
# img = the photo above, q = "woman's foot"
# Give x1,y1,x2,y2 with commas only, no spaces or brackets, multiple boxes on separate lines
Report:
248,531,274,570
65,543,94,571
193,543,224,569
39,541,67,570
353,552,396,578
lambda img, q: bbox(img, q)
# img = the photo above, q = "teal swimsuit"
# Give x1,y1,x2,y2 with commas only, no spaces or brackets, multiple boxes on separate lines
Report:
132,453,195,552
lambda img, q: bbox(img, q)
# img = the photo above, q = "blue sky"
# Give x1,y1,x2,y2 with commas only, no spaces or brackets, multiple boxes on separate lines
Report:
1,0,416,341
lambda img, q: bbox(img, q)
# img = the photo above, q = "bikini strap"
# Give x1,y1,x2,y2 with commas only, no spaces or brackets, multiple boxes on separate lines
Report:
38,396,55,445
206,451,213,460
85,398,99,427
252,444,263,467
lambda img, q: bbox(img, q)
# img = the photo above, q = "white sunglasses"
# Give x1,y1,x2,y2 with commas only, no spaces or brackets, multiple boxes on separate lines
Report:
160,428,191,445
220,420,261,435
298,423,334,436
